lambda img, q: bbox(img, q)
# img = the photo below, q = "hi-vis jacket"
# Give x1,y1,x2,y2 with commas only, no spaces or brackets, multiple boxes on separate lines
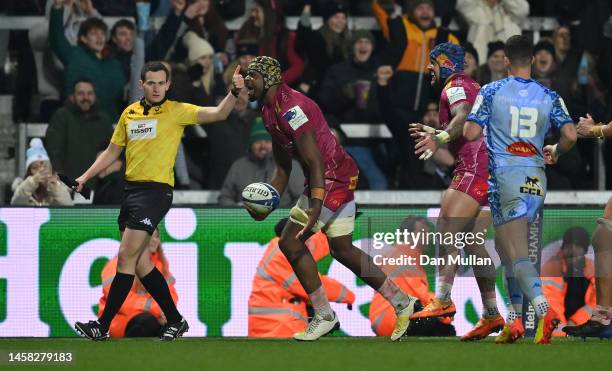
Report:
248,233,355,337
98,253,178,338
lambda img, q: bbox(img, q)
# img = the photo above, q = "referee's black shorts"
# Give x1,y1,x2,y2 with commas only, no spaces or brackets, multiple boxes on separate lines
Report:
118,181,173,235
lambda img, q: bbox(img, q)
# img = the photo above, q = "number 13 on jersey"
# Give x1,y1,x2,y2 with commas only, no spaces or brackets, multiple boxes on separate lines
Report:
510,106,538,138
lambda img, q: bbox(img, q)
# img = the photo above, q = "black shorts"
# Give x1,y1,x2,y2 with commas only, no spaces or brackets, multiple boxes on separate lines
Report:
118,181,173,235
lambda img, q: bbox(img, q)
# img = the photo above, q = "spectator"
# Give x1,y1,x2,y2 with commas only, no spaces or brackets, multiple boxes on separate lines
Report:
218,119,304,207
99,228,178,338
171,0,229,63
11,138,73,206
214,0,246,19
108,19,136,90
372,0,459,189
237,0,304,86
29,0,102,120
91,0,159,16
297,1,351,98
248,218,355,338
183,31,226,106
463,42,479,79
49,0,126,118
476,41,506,85
223,39,258,88
369,216,455,336
206,86,257,189
44,79,113,189
456,0,530,65
318,30,388,190
533,40,555,88
542,227,596,336
552,25,582,117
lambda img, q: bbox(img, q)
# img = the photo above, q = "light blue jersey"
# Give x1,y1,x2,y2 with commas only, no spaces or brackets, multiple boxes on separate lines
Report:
466,76,573,225
467,76,573,170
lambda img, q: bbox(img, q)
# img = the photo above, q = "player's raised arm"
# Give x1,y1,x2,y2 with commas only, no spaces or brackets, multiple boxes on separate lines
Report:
196,65,245,124
270,142,293,196
75,142,123,192
294,131,325,240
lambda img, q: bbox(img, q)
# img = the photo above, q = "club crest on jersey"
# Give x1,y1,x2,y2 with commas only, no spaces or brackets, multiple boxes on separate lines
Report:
507,142,538,157
520,176,544,196
282,105,308,130
127,119,157,140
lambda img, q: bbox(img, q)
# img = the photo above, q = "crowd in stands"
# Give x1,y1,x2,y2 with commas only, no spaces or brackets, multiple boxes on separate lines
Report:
1,0,611,205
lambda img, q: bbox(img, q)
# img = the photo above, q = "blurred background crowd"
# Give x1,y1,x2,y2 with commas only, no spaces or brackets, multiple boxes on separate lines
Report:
0,0,611,206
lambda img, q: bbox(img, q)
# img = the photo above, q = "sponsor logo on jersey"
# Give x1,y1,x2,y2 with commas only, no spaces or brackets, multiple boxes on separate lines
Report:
446,86,467,105
520,176,544,196
507,142,538,157
127,119,157,140
282,105,309,130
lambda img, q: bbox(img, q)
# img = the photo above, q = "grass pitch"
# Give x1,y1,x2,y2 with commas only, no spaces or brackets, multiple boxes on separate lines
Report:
0,337,610,371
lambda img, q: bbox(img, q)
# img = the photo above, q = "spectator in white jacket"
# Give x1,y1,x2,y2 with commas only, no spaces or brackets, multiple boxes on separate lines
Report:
456,0,530,64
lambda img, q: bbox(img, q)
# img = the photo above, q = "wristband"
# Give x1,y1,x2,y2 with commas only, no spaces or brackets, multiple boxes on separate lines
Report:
592,125,605,139
435,131,450,144
310,187,325,201
230,88,240,98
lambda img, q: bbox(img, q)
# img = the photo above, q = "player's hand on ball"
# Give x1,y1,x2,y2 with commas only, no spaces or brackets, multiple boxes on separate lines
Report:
414,135,438,160
232,65,245,92
543,144,559,165
245,203,268,221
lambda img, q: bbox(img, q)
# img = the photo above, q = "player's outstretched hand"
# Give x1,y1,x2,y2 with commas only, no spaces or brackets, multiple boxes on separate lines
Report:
232,65,245,92
414,135,438,160
409,122,437,142
543,144,559,165
577,113,596,138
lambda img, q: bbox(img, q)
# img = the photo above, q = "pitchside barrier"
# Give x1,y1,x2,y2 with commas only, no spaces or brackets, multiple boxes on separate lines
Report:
0,204,606,338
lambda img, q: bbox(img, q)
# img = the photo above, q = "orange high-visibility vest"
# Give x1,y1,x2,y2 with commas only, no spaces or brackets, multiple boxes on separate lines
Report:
98,253,178,338
541,252,596,329
248,232,355,338
369,245,435,336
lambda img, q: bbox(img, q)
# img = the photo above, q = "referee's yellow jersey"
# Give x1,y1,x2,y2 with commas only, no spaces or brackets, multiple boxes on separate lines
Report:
111,99,200,187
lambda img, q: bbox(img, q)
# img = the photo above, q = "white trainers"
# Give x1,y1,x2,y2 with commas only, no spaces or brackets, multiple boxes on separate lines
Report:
391,297,417,341
293,312,339,341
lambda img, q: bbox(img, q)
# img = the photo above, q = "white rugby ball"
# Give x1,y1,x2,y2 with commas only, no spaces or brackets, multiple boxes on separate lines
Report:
241,182,280,216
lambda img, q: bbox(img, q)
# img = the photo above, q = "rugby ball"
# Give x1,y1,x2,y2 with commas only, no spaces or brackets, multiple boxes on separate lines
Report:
241,182,280,216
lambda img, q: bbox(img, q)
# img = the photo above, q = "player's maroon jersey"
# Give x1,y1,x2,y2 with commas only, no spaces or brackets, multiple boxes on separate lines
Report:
438,72,488,177
261,83,359,211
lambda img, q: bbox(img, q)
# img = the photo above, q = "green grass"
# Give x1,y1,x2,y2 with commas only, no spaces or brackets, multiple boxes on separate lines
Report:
0,337,611,371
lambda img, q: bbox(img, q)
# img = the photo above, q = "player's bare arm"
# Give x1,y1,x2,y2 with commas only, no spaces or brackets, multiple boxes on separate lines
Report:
463,120,483,142
294,130,325,240
196,65,245,124
75,142,123,192
414,102,471,160
577,114,612,139
543,123,577,164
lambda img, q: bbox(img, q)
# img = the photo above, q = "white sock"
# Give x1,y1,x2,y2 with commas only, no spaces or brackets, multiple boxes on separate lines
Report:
309,286,333,320
507,310,522,322
377,278,413,312
482,297,500,318
436,281,453,301
532,295,549,319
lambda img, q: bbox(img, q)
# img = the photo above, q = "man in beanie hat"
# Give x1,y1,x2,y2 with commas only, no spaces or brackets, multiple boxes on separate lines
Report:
245,55,419,341
477,41,507,85
541,226,595,336
408,42,503,340
11,138,72,206
219,118,304,207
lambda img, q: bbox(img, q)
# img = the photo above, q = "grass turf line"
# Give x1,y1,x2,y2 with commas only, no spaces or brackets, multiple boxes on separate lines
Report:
0,337,611,371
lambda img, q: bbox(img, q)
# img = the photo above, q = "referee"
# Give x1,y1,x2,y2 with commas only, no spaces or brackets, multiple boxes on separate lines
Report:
73,61,244,341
